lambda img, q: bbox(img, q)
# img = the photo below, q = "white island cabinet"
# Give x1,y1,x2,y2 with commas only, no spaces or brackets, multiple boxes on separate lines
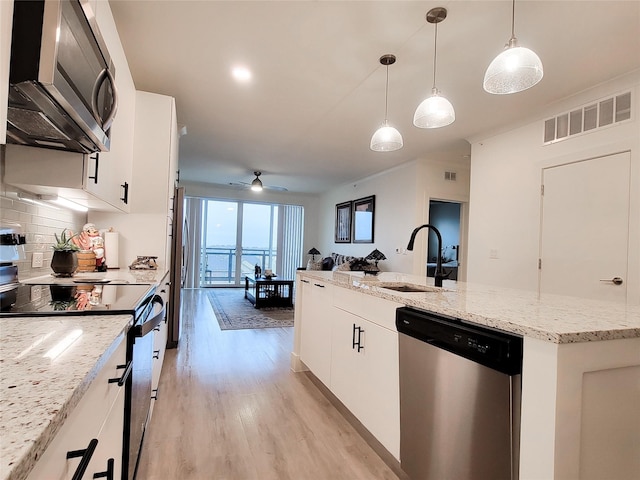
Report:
331,286,402,460
26,334,127,480
293,270,640,479
298,277,333,387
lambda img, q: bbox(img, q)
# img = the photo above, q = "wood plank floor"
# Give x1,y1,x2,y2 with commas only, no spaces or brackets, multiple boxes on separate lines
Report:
136,289,401,479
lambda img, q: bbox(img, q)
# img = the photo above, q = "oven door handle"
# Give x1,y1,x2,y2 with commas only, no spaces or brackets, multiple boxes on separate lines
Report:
134,295,165,338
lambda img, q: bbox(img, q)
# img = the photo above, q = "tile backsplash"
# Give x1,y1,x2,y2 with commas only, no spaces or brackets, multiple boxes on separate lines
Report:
1,146,87,280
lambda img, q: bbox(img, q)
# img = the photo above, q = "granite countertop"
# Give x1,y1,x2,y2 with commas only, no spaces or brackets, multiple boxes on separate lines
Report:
21,268,169,286
297,270,640,344
0,314,133,480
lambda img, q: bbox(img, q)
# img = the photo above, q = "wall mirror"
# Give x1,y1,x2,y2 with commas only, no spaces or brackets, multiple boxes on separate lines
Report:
352,195,375,243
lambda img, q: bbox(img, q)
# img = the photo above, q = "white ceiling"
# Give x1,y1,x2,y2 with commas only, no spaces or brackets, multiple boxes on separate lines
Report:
109,1,640,195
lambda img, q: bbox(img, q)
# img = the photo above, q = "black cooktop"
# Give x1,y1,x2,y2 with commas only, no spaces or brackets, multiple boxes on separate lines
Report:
0,283,155,317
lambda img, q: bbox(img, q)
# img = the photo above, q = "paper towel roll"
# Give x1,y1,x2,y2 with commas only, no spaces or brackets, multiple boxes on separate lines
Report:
104,231,119,269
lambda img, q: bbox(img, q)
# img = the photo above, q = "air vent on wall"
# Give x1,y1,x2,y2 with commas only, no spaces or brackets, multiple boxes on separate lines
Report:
444,171,457,181
543,91,631,145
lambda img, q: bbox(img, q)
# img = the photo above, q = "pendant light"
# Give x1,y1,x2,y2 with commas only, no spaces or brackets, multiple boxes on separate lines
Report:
483,0,543,94
250,171,263,192
413,7,455,129
370,54,403,152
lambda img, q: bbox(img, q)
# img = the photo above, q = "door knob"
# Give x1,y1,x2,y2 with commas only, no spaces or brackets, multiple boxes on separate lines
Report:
599,277,624,286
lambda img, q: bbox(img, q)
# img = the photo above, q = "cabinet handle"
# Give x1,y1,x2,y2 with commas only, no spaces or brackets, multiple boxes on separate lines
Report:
120,182,129,204
313,283,325,288
352,323,357,350
300,279,310,284
151,388,159,401
153,325,161,332
153,349,161,359
93,458,114,479
88,153,99,184
352,324,364,352
108,361,132,387
67,438,98,480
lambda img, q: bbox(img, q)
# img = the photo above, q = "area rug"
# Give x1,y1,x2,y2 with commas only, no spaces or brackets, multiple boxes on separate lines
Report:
206,288,294,330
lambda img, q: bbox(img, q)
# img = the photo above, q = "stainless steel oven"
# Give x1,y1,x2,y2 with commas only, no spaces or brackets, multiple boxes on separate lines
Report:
8,0,117,153
124,293,165,480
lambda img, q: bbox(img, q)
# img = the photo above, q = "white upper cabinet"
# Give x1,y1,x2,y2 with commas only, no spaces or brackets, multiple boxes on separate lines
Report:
129,91,178,214
89,91,178,270
85,0,135,212
0,0,13,145
2,0,134,212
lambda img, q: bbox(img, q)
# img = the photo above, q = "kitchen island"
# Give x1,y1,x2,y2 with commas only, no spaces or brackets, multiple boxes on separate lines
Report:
0,314,133,480
292,270,640,480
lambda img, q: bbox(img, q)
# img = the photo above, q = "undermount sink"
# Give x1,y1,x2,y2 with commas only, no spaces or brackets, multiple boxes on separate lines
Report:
377,283,442,293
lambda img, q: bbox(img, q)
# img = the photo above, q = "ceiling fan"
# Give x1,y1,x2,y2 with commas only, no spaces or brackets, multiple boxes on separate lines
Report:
229,171,288,192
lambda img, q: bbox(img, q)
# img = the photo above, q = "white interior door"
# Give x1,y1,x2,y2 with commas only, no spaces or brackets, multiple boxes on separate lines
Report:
539,152,631,302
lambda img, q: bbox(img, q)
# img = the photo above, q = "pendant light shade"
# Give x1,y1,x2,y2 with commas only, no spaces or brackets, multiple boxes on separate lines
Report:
413,87,455,129
483,0,543,94
414,7,455,129
370,121,404,152
370,54,403,152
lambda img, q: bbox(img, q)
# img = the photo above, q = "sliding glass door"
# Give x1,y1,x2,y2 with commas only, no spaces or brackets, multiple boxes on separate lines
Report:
201,200,298,287
241,203,278,280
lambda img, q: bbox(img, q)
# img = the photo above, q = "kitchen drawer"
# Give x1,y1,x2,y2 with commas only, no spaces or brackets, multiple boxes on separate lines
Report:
333,286,401,331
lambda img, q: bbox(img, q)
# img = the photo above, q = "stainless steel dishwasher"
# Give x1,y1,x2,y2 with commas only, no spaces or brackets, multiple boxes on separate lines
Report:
396,306,523,480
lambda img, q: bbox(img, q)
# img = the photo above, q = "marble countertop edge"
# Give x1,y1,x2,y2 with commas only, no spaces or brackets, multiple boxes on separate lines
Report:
296,270,640,343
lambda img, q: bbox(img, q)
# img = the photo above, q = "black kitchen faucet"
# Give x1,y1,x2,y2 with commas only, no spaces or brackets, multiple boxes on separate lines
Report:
407,224,444,287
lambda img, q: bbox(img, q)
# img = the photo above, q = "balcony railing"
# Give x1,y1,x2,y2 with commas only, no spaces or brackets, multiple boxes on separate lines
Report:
201,246,276,285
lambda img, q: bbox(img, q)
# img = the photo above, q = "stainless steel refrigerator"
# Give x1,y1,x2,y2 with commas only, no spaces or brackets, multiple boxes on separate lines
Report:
167,186,186,348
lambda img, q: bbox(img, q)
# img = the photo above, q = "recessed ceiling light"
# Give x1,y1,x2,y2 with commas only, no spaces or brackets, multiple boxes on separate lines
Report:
232,66,252,83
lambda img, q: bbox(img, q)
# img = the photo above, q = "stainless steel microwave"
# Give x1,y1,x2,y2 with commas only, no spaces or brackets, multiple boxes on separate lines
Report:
7,0,117,153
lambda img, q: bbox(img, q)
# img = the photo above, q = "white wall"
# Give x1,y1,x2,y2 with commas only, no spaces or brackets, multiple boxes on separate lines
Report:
316,156,470,276
467,70,640,302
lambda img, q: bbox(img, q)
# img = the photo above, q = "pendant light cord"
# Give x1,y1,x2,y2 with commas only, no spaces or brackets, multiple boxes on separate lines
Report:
432,21,438,90
510,0,516,40
384,64,389,122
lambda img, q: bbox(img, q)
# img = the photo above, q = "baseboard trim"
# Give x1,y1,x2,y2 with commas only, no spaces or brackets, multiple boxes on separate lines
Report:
289,352,307,372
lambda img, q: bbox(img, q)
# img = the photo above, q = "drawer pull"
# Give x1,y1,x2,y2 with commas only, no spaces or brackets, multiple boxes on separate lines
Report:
108,361,132,387
352,323,364,352
153,349,161,359
151,388,159,401
67,438,98,480
93,458,114,479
